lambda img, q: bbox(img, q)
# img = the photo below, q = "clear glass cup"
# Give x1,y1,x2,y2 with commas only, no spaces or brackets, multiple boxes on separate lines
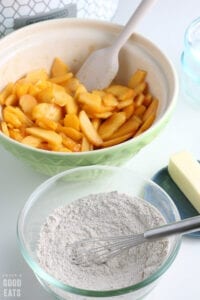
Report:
181,17,200,106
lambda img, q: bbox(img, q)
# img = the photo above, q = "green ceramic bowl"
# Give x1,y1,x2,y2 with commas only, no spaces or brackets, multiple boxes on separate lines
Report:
0,19,178,175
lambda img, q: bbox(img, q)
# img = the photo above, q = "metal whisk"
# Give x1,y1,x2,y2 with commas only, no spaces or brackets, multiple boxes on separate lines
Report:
67,215,200,266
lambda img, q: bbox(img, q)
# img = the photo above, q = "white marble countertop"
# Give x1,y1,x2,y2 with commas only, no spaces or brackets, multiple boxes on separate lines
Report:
0,0,200,299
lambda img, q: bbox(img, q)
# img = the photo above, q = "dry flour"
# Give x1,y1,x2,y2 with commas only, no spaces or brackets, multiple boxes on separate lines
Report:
37,191,169,290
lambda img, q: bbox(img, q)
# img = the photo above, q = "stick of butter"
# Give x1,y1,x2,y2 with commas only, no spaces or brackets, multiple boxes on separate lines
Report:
168,151,200,213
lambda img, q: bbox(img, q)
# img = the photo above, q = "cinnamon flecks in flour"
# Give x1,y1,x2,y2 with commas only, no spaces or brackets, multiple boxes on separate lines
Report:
37,191,169,290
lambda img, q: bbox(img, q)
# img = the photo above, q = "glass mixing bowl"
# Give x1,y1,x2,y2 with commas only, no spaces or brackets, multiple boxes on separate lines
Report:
17,165,181,299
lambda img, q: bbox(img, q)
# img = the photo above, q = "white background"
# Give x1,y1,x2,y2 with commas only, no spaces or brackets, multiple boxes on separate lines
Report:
0,0,200,299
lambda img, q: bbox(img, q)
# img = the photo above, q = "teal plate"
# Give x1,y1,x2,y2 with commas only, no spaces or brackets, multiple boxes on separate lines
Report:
152,165,200,238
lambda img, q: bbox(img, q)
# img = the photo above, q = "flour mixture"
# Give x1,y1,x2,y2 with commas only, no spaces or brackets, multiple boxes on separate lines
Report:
37,191,169,290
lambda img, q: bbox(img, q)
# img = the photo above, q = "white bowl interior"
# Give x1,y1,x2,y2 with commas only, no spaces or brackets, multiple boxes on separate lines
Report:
0,19,177,123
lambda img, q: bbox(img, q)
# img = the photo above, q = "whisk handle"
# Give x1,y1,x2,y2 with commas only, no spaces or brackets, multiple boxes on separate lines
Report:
144,215,200,240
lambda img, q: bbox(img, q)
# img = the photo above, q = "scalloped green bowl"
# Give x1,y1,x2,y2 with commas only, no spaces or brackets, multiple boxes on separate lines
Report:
0,19,178,175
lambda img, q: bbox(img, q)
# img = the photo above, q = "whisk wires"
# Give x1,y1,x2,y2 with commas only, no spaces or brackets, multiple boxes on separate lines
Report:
67,233,145,266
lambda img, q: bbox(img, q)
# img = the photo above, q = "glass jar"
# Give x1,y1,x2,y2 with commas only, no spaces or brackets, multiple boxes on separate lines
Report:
0,0,119,37
181,17,200,106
